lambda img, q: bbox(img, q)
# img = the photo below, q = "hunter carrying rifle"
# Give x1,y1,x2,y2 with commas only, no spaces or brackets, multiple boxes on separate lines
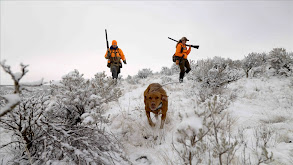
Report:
173,37,193,83
169,37,199,83
105,30,127,79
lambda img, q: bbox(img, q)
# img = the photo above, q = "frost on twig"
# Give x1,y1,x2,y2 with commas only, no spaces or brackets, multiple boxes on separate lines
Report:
0,60,27,117
0,94,20,117
0,60,29,94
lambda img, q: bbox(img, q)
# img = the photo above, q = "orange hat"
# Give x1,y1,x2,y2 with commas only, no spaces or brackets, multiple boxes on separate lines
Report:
112,40,117,45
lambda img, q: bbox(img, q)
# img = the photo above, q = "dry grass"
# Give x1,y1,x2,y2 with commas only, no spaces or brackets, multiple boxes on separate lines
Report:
260,116,288,124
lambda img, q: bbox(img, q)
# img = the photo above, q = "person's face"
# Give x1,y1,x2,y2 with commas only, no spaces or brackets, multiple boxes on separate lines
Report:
113,44,117,48
182,40,186,44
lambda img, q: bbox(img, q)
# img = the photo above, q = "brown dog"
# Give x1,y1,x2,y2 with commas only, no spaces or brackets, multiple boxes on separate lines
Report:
144,83,168,129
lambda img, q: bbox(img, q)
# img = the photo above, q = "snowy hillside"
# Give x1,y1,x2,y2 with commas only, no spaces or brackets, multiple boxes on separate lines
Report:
102,74,293,165
1,48,293,164
1,74,292,164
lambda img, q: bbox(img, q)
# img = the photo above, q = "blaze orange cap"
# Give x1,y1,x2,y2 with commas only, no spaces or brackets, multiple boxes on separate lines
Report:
112,40,117,45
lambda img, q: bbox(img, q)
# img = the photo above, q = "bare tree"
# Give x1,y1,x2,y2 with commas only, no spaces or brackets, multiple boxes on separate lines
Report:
0,60,28,94
0,60,27,117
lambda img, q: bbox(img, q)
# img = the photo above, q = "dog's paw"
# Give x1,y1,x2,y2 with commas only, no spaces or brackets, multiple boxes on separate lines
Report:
149,122,155,127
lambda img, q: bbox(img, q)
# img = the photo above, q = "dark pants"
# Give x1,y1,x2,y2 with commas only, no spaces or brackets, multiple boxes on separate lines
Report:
111,64,121,79
179,59,191,79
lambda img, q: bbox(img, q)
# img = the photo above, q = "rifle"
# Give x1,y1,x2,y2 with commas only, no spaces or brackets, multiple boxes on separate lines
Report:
168,37,199,49
105,29,110,58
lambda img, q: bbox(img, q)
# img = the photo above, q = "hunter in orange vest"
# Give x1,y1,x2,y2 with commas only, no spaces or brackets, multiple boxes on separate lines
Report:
105,40,127,79
174,37,191,83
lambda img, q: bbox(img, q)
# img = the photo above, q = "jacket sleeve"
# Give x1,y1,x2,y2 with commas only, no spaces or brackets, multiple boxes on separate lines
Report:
186,47,191,55
175,44,183,57
119,49,126,61
105,50,110,59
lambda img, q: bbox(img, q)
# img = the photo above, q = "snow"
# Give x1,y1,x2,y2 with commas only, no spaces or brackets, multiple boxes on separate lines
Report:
50,80,62,86
103,75,293,164
1,73,293,164
20,78,44,86
0,94,20,116
177,114,203,137
83,116,95,125
0,94,20,162
89,94,102,100
13,72,22,81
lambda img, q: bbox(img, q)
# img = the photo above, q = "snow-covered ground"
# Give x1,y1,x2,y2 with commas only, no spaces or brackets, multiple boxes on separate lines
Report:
1,74,293,164
104,75,293,164
227,77,293,164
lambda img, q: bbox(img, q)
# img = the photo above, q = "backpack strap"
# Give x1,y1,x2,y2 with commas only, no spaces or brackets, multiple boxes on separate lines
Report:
110,48,121,63
114,48,120,58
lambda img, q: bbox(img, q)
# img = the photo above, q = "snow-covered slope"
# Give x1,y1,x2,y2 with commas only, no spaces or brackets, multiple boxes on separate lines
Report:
104,75,293,165
1,74,292,164
227,77,293,164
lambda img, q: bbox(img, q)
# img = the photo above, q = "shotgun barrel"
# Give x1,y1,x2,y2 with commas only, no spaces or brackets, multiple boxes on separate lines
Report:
168,37,199,49
105,29,109,50
105,29,111,58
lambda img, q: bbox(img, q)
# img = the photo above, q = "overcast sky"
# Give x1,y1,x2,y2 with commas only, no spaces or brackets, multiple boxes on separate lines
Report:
1,1,293,85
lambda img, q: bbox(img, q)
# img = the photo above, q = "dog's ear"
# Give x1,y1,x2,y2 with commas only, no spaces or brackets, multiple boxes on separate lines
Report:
162,95,168,101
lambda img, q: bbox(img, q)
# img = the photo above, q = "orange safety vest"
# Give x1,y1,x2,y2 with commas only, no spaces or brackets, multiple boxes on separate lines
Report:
105,48,126,64
174,43,191,59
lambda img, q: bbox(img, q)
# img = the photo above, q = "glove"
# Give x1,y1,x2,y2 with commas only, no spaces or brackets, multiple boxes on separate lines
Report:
123,60,127,64
106,52,111,59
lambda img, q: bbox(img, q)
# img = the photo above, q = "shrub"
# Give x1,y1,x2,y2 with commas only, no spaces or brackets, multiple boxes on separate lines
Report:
126,75,140,85
267,48,293,76
190,57,243,101
242,52,266,78
160,66,173,76
137,68,153,79
50,70,121,125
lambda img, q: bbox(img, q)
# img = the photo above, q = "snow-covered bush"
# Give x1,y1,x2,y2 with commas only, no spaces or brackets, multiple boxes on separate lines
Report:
237,125,275,165
39,71,127,164
161,76,172,84
160,66,173,76
0,94,49,164
190,57,243,101
50,69,89,125
267,48,293,76
189,58,214,82
242,52,266,78
126,75,140,85
171,63,180,74
251,126,274,164
50,70,121,125
1,68,128,164
1,93,128,165
137,68,153,79
174,95,238,165
91,71,123,111
36,112,128,165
